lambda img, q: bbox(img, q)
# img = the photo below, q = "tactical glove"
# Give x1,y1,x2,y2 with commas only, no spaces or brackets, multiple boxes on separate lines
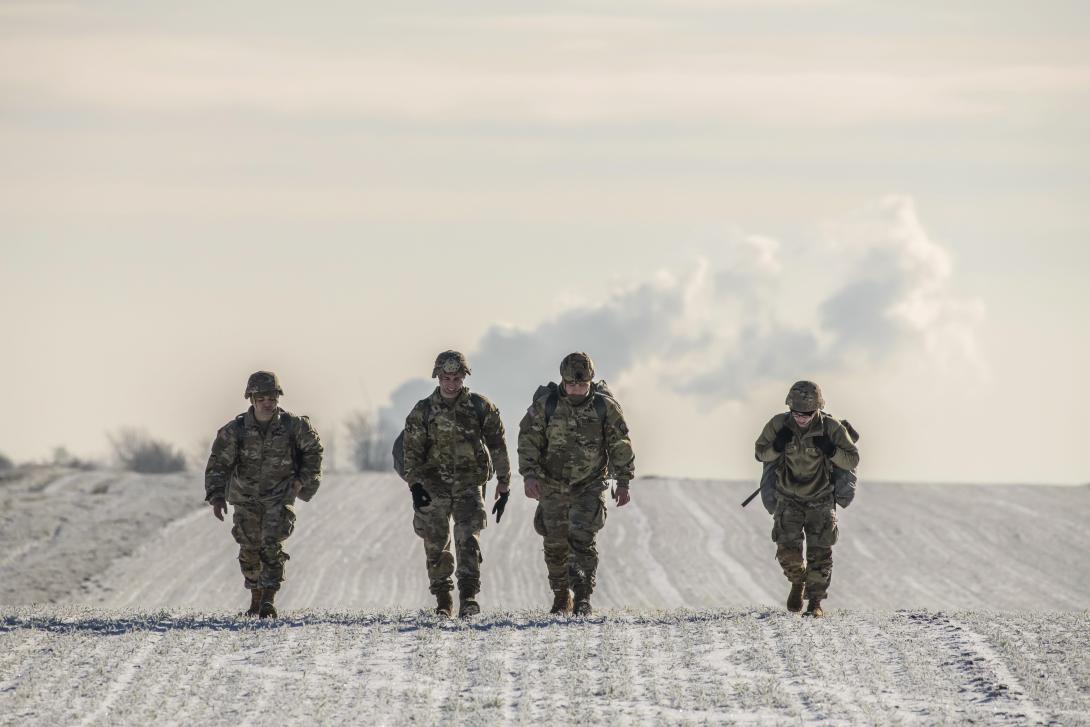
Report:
410,483,432,512
813,435,837,458
772,427,793,453
492,490,509,523
210,497,228,522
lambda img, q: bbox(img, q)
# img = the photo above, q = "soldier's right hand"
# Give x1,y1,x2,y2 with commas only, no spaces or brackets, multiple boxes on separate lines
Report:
410,483,432,512
772,427,793,453
524,477,541,500
211,498,228,522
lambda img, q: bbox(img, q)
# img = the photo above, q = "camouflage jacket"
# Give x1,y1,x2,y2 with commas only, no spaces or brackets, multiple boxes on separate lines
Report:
518,382,636,488
205,407,324,505
755,411,859,504
402,387,511,494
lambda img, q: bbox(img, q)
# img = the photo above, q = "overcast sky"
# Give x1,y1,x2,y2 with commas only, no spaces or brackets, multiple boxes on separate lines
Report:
2,1,1087,484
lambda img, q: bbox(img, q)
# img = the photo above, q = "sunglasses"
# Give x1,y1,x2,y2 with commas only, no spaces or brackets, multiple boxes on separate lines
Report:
790,410,817,418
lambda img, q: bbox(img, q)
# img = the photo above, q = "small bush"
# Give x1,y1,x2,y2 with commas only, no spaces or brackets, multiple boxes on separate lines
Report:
0,452,12,471
51,446,97,470
109,428,187,473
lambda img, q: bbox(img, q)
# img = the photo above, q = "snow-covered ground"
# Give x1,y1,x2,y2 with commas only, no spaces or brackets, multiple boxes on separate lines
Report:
1,468,1088,725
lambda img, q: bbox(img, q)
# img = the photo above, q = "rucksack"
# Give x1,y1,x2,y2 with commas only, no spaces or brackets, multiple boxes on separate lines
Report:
530,380,619,477
392,393,490,483
759,414,861,513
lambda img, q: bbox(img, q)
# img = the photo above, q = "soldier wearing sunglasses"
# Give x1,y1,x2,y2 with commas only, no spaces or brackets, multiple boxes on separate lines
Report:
755,381,859,618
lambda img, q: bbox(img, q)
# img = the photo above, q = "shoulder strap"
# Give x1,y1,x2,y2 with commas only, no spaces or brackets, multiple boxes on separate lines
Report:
468,392,489,431
545,390,559,425
543,389,608,424
415,397,435,427
283,413,301,475
593,394,607,421
233,414,246,448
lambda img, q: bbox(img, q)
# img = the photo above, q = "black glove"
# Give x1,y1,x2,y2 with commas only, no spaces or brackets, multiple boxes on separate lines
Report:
410,483,432,512
813,435,837,458
492,490,510,523
772,427,793,453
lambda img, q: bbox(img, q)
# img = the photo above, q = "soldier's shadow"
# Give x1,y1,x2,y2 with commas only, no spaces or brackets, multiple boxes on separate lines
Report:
1,608,769,635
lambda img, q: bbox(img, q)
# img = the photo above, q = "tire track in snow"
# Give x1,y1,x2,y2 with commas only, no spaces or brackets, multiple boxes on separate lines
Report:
675,490,777,606
66,475,1090,616
612,497,686,607
905,612,1050,725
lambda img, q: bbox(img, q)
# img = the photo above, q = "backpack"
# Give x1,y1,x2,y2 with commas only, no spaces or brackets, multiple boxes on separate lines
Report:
759,414,860,514
530,380,619,478
392,393,490,483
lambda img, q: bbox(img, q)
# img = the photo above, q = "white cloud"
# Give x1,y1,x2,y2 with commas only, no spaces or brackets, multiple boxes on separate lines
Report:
818,195,986,375
376,197,985,437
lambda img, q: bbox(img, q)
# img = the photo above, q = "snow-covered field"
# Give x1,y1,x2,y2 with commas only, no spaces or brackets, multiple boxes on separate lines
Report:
2,468,1088,725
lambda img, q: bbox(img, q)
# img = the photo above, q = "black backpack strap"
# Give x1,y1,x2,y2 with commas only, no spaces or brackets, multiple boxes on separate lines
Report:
286,414,300,477
233,413,246,449
593,394,607,421
543,389,607,425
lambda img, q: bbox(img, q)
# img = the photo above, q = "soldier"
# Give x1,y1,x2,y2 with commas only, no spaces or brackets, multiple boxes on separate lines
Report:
402,351,512,618
205,371,323,618
755,381,859,618
518,352,635,617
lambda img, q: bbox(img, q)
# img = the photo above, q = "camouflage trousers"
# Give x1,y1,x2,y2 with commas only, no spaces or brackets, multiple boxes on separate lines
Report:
533,479,608,596
413,485,487,596
231,498,296,592
771,498,838,600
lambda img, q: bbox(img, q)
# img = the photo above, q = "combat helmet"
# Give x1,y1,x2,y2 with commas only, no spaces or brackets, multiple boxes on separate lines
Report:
244,371,284,399
432,350,472,378
560,352,595,383
785,380,824,412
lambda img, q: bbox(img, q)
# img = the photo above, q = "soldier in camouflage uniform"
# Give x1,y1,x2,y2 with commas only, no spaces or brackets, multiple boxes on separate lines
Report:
205,371,323,618
755,381,859,618
402,351,512,618
518,352,635,617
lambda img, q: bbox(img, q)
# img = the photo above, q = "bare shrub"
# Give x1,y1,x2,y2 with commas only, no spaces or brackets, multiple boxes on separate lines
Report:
51,446,97,470
190,437,213,473
344,410,387,471
109,428,187,473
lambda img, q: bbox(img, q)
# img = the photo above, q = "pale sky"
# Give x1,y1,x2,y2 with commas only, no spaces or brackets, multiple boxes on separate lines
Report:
2,1,1088,484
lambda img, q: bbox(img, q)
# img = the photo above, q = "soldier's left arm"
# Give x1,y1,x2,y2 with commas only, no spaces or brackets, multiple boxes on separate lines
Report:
481,399,512,488
294,416,325,501
603,401,636,487
828,420,859,471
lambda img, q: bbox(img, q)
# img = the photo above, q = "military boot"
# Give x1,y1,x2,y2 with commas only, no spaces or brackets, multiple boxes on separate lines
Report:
572,587,592,617
458,592,480,619
786,583,805,613
258,589,278,619
435,591,453,618
550,589,573,615
804,599,825,618
244,588,263,617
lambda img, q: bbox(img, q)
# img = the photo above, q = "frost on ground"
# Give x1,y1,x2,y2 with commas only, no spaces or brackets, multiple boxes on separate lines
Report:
1,607,1087,726
1,468,1088,724
41,471,1090,613
0,467,199,605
